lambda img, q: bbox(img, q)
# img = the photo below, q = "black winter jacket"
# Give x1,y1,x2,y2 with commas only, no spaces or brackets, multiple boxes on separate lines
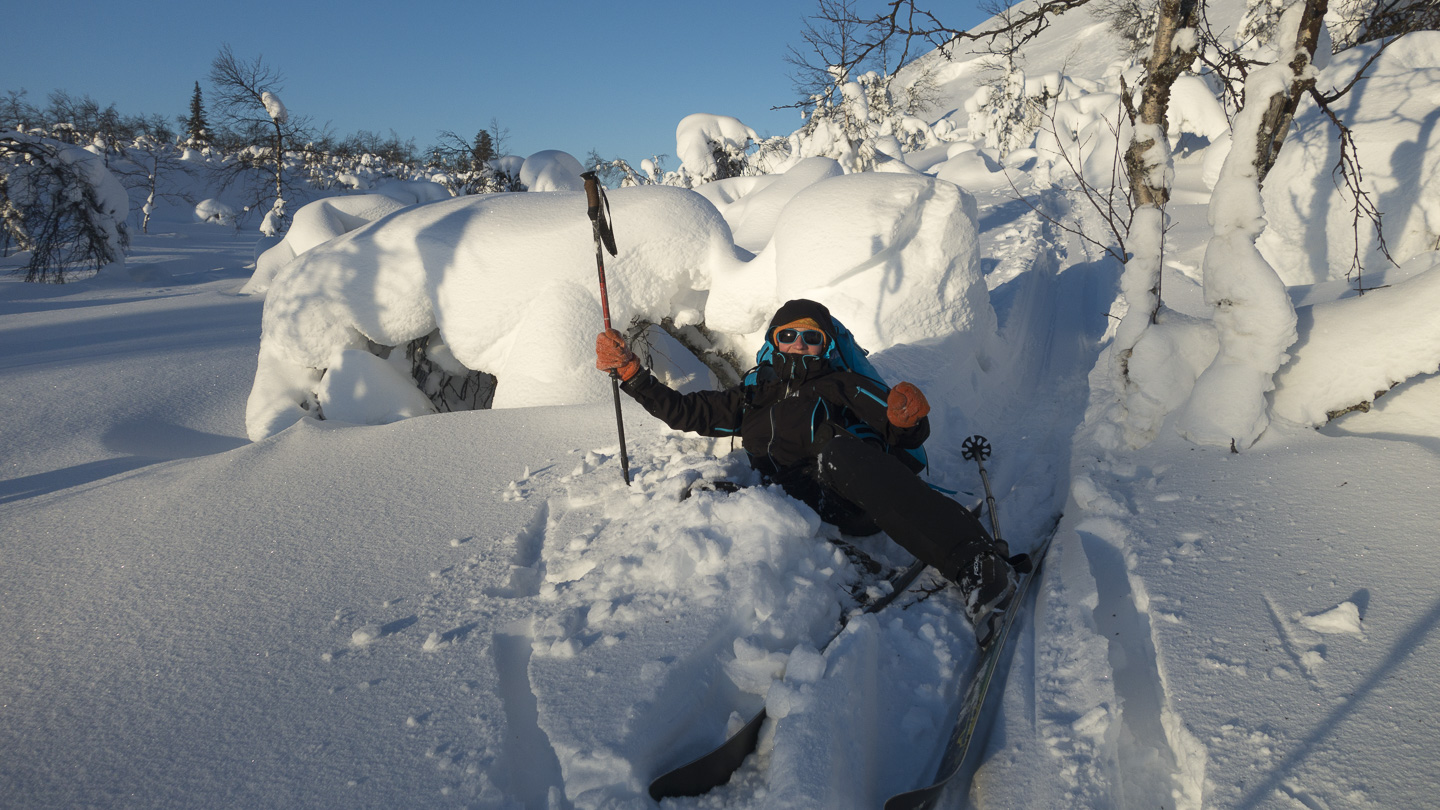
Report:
620,359,928,483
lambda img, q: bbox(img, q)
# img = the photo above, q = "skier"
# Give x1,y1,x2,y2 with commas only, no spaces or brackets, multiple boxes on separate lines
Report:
595,298,1019,646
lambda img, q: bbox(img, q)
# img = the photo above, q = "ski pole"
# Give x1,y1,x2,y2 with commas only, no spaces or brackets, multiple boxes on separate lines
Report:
962,435,1031,572
581,171,630,486
961,435,1001,544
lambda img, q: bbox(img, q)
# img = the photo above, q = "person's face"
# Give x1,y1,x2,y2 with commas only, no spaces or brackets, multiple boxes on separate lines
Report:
776,327,826,356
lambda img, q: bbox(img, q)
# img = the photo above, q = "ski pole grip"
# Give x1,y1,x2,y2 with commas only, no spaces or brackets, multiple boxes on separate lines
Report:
582,171,601,220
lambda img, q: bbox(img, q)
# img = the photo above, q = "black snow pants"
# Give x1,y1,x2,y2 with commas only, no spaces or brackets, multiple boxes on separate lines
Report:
793,432,998,583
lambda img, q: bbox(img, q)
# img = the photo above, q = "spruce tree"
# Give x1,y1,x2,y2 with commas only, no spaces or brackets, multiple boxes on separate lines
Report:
185,82,210,146
471,129,494,172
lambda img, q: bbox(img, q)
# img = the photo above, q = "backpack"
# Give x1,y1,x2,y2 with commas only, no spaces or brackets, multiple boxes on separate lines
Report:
743,316,929,471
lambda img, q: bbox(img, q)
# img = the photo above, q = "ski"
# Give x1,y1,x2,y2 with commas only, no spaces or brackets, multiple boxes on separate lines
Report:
882,523,1059,810
647,555,930,801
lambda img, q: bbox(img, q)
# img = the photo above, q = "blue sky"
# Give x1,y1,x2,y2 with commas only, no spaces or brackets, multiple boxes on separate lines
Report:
4,1,991,169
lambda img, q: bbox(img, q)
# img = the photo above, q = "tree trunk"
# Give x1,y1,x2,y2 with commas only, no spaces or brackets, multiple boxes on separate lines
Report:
1125,0,1202,209
1255,0,1328,183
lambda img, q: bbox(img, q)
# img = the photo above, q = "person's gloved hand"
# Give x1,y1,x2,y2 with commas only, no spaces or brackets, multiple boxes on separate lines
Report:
887,381,930,428
595,329,641,382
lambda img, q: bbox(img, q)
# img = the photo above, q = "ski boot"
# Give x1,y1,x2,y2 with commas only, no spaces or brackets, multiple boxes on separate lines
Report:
948,549,1018,648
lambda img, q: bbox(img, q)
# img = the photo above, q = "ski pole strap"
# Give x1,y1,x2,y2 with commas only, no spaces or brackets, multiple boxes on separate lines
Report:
581,171,618,256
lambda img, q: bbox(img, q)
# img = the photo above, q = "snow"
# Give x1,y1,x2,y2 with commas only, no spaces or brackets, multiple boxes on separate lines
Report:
518,150,586,192
245,193,410,294
244,185,738,439
6,1,1440,808
1258,33,1440,285
675,113,759,178
1272,250,1440,425
195,197,239,225
261,90,288,124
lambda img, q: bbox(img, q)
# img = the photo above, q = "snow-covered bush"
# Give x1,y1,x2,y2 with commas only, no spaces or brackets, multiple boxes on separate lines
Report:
518,150,586,192
706,171,992,356
785,69,940,174
194,198,238,226
1,131,129,282
246,168,1000,443
246,185,742,440
674,114,759,185
244,193,411,294
968,67,1063,158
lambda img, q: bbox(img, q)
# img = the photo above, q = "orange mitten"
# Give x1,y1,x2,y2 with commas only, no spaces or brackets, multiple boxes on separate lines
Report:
887,382,930,428
595,329,641,381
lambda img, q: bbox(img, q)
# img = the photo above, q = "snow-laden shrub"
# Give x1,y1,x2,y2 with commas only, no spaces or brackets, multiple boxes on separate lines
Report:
244,193,411,294
1,131,129,281
194,198,238,226
246,185,741,440
1258,33,1440,285
706,171,992,356
781,69,941,175
518,150,586,192
675,114,759,185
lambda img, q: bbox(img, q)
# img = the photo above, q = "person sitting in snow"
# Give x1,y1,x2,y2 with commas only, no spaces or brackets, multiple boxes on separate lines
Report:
595,298,1020,646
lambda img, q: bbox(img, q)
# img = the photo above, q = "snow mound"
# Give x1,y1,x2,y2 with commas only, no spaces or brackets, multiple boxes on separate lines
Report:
244,194,411,294
1272,251,1440,425
708,172,992,353
1297,602,1363,636
246,186,739,440
725,156,844,253
1259,33,1440,284
676,113,758,178
518,150,586,192
195,198,238,226
371,179,451,205
316,349,435,426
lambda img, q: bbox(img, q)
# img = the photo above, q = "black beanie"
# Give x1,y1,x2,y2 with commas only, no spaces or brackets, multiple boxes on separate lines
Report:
766,299,836,343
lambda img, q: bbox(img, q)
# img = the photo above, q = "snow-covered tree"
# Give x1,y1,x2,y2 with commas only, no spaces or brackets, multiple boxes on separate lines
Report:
1094,0,1163,56
1175,0,1326,450
786,65,940,172
1107,0,1204,447
1,131,129,282
208,45,309,235
968,53,1059,159
114,134,195,233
